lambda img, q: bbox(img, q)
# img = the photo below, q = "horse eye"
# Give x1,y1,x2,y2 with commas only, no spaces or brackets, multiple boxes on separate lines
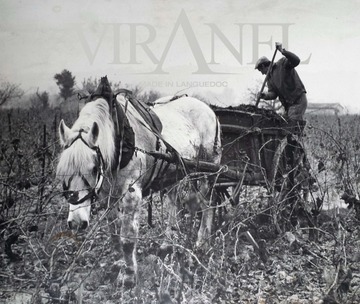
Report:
92,166,98,175
68,191,79,204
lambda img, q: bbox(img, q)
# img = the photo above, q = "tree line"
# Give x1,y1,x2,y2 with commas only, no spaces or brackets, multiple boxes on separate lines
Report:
0,69,76,108
0,69,162,109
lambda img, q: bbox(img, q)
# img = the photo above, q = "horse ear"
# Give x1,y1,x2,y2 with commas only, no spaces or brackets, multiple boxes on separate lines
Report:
59,119,71,146
88,122,99,146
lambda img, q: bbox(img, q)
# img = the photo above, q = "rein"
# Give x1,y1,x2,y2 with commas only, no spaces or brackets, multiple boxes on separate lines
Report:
62,129,105,206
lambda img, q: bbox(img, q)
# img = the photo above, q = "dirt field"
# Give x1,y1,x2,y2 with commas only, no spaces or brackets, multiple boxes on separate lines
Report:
1,107,360,303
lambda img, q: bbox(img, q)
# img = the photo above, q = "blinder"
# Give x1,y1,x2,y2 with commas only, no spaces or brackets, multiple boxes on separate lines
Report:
62,130,105,207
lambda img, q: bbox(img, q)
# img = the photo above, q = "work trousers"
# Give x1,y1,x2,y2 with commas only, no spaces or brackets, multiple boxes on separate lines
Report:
286,93,308,121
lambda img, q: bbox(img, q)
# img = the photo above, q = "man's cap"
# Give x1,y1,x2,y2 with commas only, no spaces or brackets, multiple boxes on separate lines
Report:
255,56,270,69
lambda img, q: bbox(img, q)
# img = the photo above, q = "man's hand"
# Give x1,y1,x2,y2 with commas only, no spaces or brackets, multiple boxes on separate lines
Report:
275,42,284,53
257,92,267,100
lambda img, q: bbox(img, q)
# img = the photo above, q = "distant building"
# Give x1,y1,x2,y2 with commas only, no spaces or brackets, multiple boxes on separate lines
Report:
306,103,344,115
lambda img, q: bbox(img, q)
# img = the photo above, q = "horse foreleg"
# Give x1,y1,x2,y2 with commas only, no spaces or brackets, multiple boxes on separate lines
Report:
166,188,180,232
119,185,141,288
195,177,215,248
147,192,154,228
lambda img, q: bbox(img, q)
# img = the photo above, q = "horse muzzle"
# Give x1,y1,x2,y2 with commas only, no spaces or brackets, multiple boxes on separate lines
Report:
68,219,89,230
67,198,91,231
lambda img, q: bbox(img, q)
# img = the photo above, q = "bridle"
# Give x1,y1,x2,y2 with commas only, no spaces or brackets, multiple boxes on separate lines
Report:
62,129,105,206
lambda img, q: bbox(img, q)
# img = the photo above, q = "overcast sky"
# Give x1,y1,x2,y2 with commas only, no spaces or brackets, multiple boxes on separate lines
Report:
1,0,359,111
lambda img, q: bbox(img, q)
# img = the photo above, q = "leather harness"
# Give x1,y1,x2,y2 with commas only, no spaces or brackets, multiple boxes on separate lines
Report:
79,77,164,172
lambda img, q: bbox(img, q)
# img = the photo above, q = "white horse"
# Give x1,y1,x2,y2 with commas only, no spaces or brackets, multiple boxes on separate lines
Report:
56,84,221,287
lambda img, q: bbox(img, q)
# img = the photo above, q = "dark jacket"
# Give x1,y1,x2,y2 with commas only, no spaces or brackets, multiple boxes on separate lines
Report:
267,50,306,109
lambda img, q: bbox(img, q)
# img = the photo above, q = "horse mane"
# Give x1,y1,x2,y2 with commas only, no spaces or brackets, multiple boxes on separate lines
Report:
57,98,115,179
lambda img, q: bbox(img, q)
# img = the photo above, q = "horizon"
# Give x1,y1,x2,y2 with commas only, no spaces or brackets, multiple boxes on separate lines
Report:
1,0,359,112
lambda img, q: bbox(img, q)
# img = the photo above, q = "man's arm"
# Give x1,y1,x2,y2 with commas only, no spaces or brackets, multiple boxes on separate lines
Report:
282,49,300,68
276,43,300,68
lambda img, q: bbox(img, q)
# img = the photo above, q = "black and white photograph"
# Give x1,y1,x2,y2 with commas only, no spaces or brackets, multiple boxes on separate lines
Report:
1,1,359,303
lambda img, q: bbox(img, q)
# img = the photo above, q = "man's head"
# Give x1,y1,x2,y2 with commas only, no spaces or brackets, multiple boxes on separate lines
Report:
255,56,271,75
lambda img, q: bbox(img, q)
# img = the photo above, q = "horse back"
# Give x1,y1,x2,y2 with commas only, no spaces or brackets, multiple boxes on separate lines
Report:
153,96,221,164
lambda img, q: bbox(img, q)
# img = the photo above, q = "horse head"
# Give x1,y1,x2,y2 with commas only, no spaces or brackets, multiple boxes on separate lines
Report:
57,77,127,230
57,119,106,230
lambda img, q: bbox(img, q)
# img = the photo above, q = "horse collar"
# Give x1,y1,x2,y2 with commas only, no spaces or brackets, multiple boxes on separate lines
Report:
111,98,135,171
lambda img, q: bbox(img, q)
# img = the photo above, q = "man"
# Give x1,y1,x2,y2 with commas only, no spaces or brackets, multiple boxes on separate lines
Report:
257,44,315,199
255,43,307,121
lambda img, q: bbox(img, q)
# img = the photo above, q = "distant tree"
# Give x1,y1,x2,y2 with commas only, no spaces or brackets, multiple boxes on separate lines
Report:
192,93,211,105
81,77,99,94
111,80,122,93
146,90,162,104
125,85,161,104
54,69,76,101
0,81,24,106
80,79,161,104
30,88,49,109
81,77,122,94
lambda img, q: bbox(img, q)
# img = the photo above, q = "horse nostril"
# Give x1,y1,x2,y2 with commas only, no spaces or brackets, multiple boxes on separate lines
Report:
68,220,88,230
80,221,88,230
